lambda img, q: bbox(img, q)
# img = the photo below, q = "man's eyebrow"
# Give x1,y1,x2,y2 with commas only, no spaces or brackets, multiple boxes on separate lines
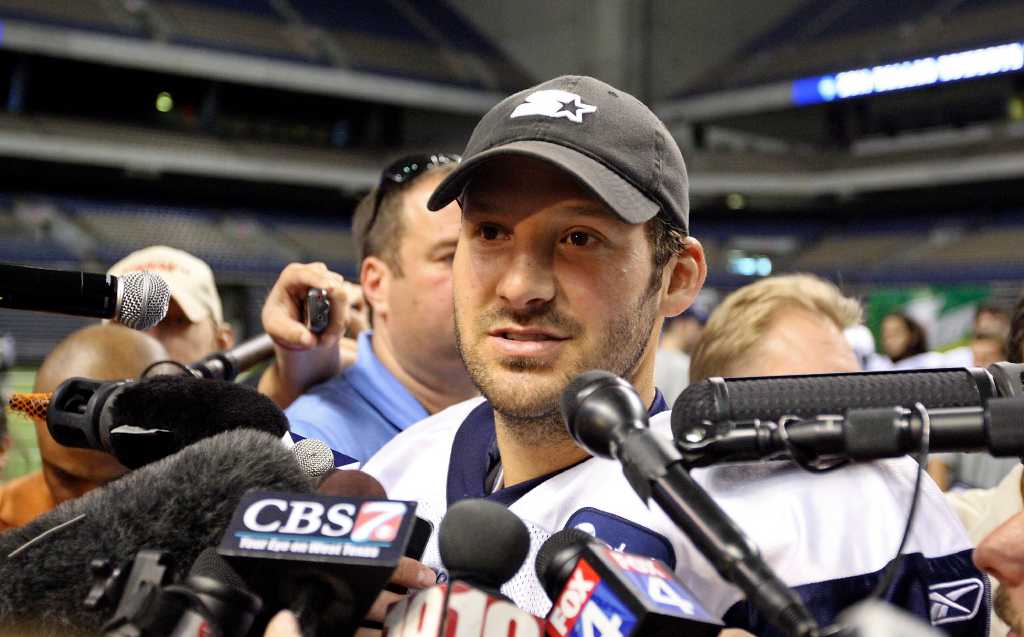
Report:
462,200,615,219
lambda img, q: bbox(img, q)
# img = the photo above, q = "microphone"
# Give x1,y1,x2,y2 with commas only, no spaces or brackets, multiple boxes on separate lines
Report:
0,429,311,634
316,468,387,498
671,364,1024,445
561,370,820,637
187,334,275,381
217,471,419,637
0,263,170,330
384,498,545,637
536,529,721,637
293,439,335,481
97,547,262,637
46,375,289,468
677,399,1024,467
314,469,433,562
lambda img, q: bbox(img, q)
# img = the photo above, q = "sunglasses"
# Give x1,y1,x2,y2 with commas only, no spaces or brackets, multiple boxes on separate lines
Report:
366,153,461,237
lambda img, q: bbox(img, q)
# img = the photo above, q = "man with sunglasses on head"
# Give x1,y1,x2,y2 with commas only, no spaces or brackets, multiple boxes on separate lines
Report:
261,154,478,466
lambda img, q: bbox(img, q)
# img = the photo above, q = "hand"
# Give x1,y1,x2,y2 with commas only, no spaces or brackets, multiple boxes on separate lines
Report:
365,557,438,623
262,262,353,352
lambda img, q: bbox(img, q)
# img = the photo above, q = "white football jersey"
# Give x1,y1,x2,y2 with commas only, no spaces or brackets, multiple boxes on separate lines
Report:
364,396,988,636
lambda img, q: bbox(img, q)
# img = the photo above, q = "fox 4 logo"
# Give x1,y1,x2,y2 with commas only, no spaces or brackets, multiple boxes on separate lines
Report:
547,562,634,637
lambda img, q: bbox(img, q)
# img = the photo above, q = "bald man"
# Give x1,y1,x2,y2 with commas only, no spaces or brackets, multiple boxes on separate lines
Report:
0,324,168,530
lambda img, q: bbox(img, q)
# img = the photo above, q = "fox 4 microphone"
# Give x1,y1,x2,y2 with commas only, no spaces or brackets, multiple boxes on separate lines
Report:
537,528,722,637
217,475,419,637
46,374,289,468
0,263,170,329
384,499,546,637
562,370,820,637
0,429,311,634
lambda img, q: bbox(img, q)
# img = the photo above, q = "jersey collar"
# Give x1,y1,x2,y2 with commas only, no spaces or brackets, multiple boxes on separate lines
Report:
446,389,669,507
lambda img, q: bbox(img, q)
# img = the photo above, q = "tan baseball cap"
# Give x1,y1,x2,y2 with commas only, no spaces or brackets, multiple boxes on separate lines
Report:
108,246,224,325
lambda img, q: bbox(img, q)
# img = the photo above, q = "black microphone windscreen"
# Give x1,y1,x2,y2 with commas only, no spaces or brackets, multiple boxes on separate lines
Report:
534,528,594,597
111,375,289,446
316,469,387,499
0,429,310,633
559,370,617,432
438,499,530,591
672,368,988,440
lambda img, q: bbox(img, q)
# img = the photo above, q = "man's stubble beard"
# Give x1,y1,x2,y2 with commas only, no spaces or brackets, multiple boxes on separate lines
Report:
454,289,660,447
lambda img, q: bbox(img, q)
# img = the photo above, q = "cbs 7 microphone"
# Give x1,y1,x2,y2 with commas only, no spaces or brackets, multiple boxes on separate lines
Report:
218,490,418,637
537,529,721,637
384,499,546,637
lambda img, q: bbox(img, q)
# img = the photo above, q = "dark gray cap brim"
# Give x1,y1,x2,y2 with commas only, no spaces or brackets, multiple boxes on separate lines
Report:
426,140,660,224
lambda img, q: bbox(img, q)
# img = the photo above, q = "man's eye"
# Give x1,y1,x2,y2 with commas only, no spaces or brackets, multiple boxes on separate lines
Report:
566,231,594,247
479,224,503,241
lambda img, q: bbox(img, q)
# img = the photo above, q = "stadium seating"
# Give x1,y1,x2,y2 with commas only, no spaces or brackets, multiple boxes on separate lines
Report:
0,0,530,91
684,0,1024,94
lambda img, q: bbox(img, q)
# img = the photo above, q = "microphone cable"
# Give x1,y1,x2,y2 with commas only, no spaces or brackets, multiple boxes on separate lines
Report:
817,402,931,637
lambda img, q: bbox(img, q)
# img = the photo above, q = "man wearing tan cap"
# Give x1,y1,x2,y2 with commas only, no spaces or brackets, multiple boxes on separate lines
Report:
108,246,235,363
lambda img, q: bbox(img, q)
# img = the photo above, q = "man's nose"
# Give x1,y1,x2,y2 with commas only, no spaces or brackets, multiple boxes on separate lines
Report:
974,510,1024,586
495,246,556,310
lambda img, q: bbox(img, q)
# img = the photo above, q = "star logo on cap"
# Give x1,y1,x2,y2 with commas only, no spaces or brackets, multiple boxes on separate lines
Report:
511,89,597,124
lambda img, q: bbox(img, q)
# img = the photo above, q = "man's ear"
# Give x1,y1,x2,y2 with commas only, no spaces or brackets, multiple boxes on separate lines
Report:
216,322,236,350
660,237,707,318
360,256,392,321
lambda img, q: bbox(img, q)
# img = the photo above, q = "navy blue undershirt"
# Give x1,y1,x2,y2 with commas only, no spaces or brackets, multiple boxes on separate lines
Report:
446,390,669,507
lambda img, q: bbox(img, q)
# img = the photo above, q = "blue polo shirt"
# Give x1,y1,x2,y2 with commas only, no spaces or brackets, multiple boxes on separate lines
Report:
285,331,429,466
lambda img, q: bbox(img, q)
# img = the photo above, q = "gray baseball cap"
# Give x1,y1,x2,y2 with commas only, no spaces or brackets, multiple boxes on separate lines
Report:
427,75,689,233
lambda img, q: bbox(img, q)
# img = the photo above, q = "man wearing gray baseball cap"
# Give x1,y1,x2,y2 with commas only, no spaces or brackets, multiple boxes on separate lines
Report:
361,76,984,634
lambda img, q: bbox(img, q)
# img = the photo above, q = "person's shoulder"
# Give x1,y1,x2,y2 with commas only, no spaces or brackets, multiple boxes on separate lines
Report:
0,471,54,529
363,396,486,474
285,372,371,428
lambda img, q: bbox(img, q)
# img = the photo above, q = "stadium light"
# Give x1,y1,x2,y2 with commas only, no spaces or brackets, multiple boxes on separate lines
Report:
792,41,1024,106
155,91,174,113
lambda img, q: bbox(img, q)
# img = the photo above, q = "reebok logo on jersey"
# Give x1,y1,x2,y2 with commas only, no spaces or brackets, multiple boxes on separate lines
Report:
928,578,984,625
510,90,596,123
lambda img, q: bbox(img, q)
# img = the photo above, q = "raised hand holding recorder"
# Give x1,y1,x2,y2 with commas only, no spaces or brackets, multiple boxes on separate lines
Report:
259,262,367,408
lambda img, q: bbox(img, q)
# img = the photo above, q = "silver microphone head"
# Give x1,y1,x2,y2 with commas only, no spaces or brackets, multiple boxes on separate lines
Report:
292,438,335,479
116,271,170,330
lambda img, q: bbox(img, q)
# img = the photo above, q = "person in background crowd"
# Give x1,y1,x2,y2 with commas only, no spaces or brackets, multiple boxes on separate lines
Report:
108,245,235,364
654,318,690,404
654,307,705,403
975,303,1012,342
261,154,478,465
943,303,1012,368
879,311,938,368
944,292,1024,636
665,306,705,355
0,332,13,479
690,274,861,381
970,332,1008,369
1009,294,1024,365
0,411,9,479
0,324,168,530
928,332,1012,492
